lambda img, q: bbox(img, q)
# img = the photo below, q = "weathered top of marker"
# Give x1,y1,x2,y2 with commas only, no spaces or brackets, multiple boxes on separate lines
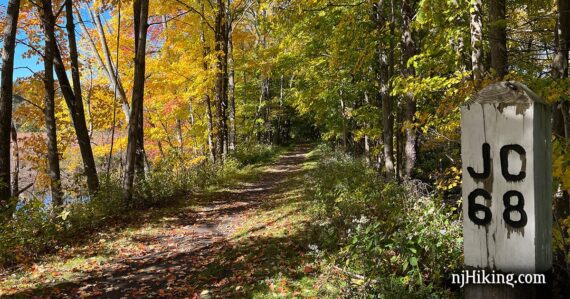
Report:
464,81,546,107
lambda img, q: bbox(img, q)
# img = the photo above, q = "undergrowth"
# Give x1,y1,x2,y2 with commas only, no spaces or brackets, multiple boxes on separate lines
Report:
0,144,282,268
304,144,463,298
230,142,284,166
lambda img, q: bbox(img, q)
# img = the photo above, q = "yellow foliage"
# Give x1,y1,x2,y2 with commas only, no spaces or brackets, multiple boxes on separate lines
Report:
553,139,570,193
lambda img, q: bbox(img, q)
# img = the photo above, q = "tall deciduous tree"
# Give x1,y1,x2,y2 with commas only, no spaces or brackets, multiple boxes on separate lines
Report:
553,0,570,139
401,0,417,178
0,0,21,223
553,0,570,218
374,0,395,177
214,0,229,159
200,6,216,162
124,0,149,201
133,0,148,176
40,0,63,207
61,0,99,194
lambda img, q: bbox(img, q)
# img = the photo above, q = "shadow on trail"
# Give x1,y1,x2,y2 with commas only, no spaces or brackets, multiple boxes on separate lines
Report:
6,144,323,298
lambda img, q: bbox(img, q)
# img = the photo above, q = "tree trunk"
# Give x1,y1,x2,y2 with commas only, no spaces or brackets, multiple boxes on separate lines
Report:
340,97,347,150
552,0,570,219
214,0,228,160
86,70,94,137
88,5,131,120
123,0,149,202
132,0,148,177
75,8,109,78
489,0,508,78
41,0,63,208
401,0,417,178
0,0,21,222
363,92,370,163
222,27,229,156
261,77,271,143
227,0,237,151
200,6,216,162
470,0,484,80
381,52,395,175
275,74,284,145
244,71,255,142
176,119,184,154
228,27,237,151
134,104,147,176
205,93,216,161
253,86,263,140
373,0,395,177
553,0,570,138
75,6,129,121
10,121,18,197
397,105,405,181
64,0,99,194
188,101,199,156
52,45,100,192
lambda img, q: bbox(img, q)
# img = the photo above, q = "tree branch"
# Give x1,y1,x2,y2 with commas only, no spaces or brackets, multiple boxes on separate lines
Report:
15,39,45,58
173,0,215,31
148,9,192,26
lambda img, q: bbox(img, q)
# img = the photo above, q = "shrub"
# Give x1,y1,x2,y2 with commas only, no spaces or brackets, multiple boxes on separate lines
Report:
305,145,462,297
0,196,55,266
0,142,281,268
230,142,279,166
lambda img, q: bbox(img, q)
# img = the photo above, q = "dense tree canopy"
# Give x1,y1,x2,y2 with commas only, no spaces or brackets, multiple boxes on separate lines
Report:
0,0,566,194
0,0,569,296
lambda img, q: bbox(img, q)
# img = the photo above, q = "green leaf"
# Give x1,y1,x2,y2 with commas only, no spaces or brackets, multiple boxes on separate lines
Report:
60,210,70,221
409,257,418,267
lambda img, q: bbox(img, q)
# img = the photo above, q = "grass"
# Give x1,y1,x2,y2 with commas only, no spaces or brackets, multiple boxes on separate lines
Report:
229,145,343,298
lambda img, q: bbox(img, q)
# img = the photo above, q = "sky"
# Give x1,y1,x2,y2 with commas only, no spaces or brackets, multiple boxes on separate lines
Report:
0,0,41,79
0,0,106,80
13,39,42,79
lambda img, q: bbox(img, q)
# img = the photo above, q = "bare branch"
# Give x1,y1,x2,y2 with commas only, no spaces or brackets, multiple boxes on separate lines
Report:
15,39,45,58
148,9,192,26
14,66,39,76
14,94,44,111
173,0,215,31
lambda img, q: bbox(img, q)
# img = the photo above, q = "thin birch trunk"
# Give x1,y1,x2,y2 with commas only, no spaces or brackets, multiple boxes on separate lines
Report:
86,4,130,120
227,0,237,151
470,0,484,80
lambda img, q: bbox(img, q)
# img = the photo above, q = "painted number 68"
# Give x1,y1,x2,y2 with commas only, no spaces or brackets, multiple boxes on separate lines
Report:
467,143,527,228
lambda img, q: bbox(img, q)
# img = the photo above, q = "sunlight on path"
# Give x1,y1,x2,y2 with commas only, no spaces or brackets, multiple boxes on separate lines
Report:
0,145,315,298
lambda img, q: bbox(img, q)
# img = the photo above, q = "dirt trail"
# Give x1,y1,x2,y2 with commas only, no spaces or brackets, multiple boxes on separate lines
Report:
4,145,312,298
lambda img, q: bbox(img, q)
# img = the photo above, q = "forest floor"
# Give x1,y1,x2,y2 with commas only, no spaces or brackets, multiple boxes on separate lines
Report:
0,145,331,298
